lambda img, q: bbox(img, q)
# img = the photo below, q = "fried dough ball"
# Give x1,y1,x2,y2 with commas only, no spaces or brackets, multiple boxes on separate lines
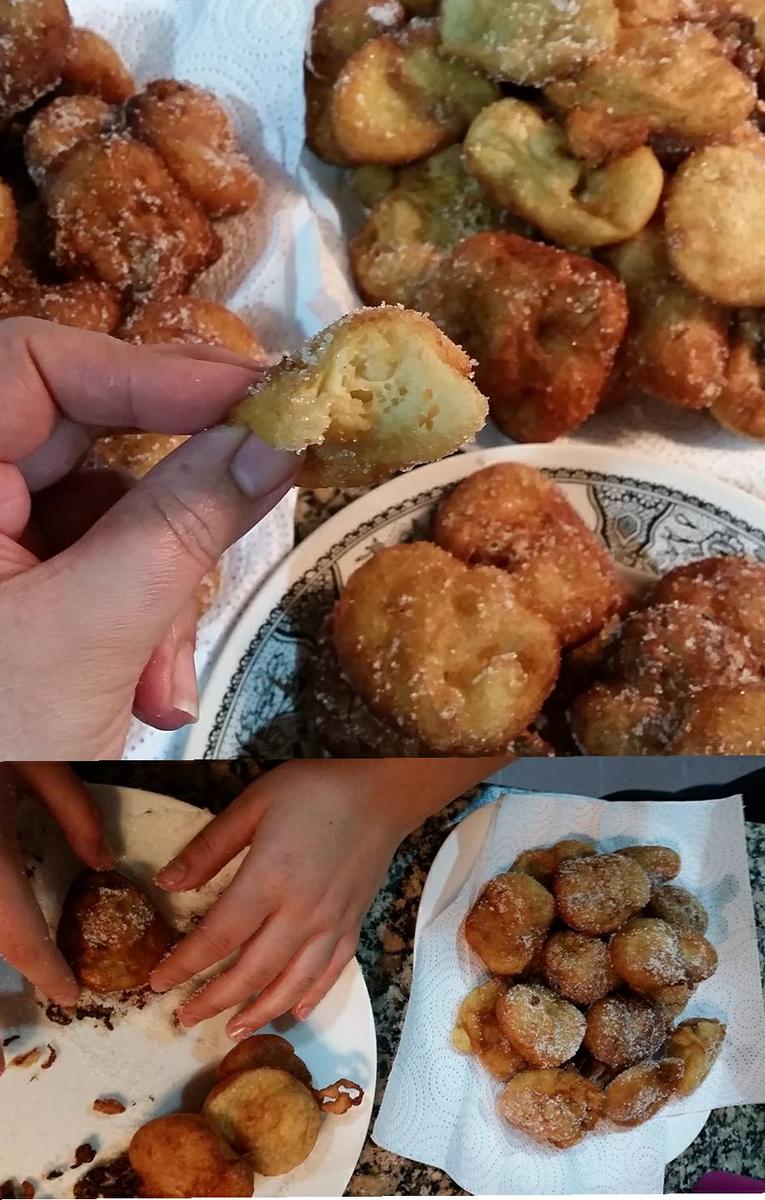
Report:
649,557,765,662
0,183,18,271
610,918,686,992
203,1067,322,1177
24,94,114,186
217,1034,313,1088
350,145,506,307
440,0,618,86
332,542,560,754
665,142,765,307
464,99,663,248
46,134,221,301
607,603,762,698
57,869,172,994
584,993,668,1069
604,1058,683,1126
0,277,121,331
677,930,718,984
120,296,263,357
546,25,755,142
665,1018,726,1097
464,873,556,975
512,839,596,887
496,983,586,1068
648,884,709,934
0,0,72,120
615,845,681,884
714,310,765,440
563,104,651,168
310,0,405,80
605,228,729,412
418,232,627,444
670,685,765,753
128,1113,254,1199
126,80,261,219
305,71,350,165
331,24,499,165
541,931,619,1005
650,982,695,1021
569,681,673,755
499,1068,605,1149
432,463,628,647
60,27,135,104
554,853,651,934
452,980,527,1081
231,308,488,489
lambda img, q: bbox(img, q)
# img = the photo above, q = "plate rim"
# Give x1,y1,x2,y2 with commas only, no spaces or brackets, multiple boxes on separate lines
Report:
185,443,765,759
413,796,710,1171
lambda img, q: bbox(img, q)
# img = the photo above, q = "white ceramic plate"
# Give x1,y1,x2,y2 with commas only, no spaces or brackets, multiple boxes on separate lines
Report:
0,785,376,1198
184,443,765,760
413,799,709,1171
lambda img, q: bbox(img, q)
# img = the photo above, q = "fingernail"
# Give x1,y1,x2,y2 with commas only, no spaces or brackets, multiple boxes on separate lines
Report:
230,434,298,500
155,859,186,889
226,1021,252,1042
293,1003,313,1022
52,986,79,1008
170,640,198,723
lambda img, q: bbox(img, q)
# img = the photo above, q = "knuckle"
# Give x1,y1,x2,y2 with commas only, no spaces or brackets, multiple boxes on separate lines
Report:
198,928,238,963
146,488,220,573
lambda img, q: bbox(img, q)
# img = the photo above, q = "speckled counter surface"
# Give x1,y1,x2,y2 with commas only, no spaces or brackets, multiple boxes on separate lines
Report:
76,761,765,1196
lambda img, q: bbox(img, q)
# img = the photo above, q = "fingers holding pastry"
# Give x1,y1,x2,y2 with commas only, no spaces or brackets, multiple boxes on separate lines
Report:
230,307,488,487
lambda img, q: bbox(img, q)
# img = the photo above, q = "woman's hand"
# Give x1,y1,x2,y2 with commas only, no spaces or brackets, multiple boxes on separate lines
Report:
150,760,413,1037
150,758,506,1037
0,763,114,1072
0,318,297,759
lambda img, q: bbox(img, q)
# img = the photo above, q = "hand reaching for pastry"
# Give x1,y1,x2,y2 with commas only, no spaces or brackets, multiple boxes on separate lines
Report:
0,318,297,759
0,763,114,1073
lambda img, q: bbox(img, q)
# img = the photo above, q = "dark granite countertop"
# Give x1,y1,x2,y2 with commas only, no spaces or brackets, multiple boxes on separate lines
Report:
76,761,765,1195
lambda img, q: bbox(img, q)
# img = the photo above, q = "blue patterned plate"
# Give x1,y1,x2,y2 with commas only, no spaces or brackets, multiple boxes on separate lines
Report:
184,445,765,760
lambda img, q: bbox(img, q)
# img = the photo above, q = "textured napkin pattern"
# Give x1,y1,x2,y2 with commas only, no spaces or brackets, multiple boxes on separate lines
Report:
373,792,765,1195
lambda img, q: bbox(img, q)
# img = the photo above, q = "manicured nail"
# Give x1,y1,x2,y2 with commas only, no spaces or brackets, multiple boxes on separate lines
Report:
170,641,198,723
293,1003,313,1022
155,859,186,889
230,434,298,500
226,1021,252,1042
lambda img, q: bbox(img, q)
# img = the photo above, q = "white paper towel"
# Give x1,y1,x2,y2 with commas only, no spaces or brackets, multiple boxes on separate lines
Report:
373,791,765,1195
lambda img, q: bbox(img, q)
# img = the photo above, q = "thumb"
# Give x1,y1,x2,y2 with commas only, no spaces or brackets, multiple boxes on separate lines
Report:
40,426,297,671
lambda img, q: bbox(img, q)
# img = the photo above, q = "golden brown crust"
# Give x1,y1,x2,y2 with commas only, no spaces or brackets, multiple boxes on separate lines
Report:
665,1018,726,1097
120,296,263,357
46,133,221,301
432,463,628,647
499,1068,605,1148
231,307,487,489
217,1034,313,1089
583,993,668,1069
24,94,115,185
332,542,560,754
0,0,72,120
57,869,172,994
305,71,351,165
648,556,765,661
464,872,556,974
496,983,586,1067
714,311,765,439
553,854,651,934
440,0,618,86
310,0,406,80
464,99,663,248
452,980,527,1081
126,80,261,219
604,1058,683,1125
609,918,686,991
60,26,135,104
541,931,619,1004
417,232,627,443
203,1068,322,1177
129,1113,254,1198
669,685,765,753
0,181,18,271
331,24,499,165
615,845,681,883
647,884,709,933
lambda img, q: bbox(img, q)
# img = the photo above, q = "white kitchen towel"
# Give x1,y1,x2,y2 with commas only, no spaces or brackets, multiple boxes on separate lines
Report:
373,791,765,1195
